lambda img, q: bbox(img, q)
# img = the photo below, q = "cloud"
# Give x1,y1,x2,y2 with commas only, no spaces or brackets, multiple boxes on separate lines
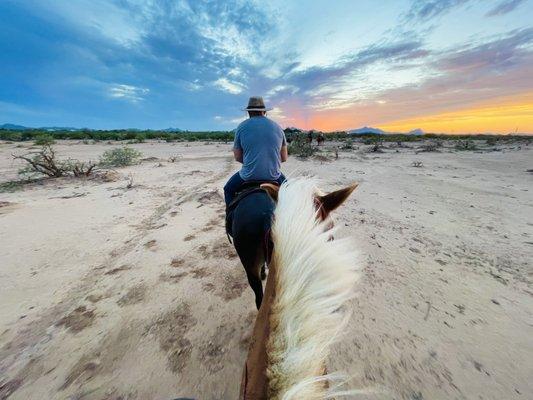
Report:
213,78,246,94
213,114,245,125
403,0,472,21
280,40,430,110
437,28,533,73
108,84,149,102
486,0,526,16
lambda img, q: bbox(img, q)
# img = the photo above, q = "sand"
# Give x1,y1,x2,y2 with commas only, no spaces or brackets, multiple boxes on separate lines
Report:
0,139,532,400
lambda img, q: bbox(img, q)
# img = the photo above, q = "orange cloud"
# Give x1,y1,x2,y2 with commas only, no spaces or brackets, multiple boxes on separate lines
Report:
377,93,533,134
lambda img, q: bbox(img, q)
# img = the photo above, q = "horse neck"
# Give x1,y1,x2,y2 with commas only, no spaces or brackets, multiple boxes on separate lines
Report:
239,260,278,400
240,179,358,400
241,249,330,400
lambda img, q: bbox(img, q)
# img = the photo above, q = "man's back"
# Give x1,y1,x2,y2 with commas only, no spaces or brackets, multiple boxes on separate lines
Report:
234,116,286,181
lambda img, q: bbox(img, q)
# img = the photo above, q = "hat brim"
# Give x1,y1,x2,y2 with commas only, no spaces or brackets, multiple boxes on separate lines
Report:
242,107,273,111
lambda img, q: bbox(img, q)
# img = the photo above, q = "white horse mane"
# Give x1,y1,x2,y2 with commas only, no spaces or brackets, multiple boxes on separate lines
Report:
267,178,360,400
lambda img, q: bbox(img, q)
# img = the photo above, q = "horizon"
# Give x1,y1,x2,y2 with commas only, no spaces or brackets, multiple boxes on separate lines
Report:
1,1,532,133
1,121,533,136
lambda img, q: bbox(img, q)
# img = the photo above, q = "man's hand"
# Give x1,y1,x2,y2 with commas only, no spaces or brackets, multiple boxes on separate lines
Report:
234,148,243,163
280,145,288,162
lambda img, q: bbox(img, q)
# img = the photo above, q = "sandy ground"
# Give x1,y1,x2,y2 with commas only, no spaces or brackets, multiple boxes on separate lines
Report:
0,139,532,400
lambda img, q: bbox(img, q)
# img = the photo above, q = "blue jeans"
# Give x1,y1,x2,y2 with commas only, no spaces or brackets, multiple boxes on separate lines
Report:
224,172,286,207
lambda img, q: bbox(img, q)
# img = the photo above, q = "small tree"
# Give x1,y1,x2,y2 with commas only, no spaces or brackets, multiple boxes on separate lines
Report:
14,144,65,177
14,144,97,178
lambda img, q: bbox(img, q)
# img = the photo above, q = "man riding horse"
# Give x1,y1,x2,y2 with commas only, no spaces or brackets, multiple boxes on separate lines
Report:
223,96,288,309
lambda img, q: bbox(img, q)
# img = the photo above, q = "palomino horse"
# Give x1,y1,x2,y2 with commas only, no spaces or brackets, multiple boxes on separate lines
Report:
238,179,359,399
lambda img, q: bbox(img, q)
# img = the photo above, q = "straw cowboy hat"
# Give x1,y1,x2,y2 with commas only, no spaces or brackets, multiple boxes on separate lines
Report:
243,96,272,112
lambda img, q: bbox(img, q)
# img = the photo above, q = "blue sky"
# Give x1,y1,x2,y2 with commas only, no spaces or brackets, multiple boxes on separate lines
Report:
0,0,532,132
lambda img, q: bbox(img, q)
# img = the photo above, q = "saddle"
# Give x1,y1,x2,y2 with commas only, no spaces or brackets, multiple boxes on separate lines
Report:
225,180,279,242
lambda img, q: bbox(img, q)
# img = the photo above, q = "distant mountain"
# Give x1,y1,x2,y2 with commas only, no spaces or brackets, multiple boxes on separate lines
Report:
408,128,424,135
0,123,81,131
0,123,28,130
0,124,184,132
348,126,386,135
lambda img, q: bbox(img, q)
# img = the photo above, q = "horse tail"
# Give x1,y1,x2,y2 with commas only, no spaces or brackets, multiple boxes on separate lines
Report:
266,178,360,400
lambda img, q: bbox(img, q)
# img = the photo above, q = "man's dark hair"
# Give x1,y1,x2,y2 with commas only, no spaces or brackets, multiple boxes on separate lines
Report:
248,111,266,117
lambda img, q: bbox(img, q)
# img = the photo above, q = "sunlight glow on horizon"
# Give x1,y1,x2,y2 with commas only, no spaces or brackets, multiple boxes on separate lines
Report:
377,93,533,134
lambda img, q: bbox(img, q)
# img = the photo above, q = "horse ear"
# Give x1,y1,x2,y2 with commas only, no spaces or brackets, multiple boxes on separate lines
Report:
318,183,358,215
260,183,280,202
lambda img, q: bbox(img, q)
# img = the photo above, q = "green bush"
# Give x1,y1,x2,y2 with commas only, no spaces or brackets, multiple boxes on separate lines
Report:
5,132,23,141
340,139,354,150
363,136,382,145
34,134,56,145
0,180,25,193
99,147,142,167
288,136,316,158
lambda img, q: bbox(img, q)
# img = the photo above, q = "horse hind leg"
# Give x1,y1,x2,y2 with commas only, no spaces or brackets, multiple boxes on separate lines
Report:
234,241,264,309
245,268,263,309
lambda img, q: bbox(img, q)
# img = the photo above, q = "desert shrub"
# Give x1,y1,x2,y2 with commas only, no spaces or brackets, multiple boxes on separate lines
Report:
2,132,23,141
0,180,25,193
128,133,146,144
367,140,383,152
14,144,97,178
421,142,439,152
363,136,382,145
15,144,66,177
340,139,354,150
455,140,477,151
486,137,498,146
412,161,423,168
99,147,142,167
34,134,56,146
64,159,97,177
288,136,316,158
168,155,181,162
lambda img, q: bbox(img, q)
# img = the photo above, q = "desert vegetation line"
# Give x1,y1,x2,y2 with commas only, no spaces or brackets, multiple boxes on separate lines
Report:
1,128,531,145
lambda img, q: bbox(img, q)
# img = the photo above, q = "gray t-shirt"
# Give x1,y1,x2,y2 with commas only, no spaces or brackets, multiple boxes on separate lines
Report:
234,116,286,181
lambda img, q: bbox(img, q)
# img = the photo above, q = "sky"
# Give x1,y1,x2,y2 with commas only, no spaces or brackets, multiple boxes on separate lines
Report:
0,0,532,133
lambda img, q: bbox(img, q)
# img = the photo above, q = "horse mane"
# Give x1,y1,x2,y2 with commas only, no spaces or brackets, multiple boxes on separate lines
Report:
266,178,359,400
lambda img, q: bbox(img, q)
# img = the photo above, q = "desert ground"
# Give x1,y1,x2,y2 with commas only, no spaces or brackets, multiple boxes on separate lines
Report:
0,139,532,400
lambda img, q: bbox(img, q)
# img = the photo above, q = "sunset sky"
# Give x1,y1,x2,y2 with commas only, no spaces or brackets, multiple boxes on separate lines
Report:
1,0,532,133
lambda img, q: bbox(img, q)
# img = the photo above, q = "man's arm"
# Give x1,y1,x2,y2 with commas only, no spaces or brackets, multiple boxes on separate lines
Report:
280,129,288,162
234,148,243,163
233,127,243,163
280,145,288,162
